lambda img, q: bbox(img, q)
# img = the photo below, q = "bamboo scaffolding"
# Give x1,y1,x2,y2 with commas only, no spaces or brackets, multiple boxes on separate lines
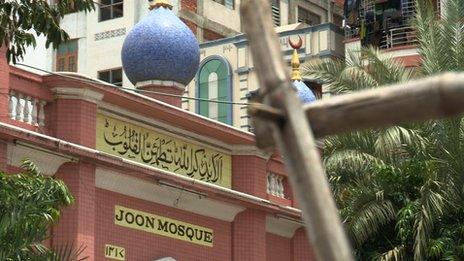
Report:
249,73,464,140
241,0,464,260
241,0,354,260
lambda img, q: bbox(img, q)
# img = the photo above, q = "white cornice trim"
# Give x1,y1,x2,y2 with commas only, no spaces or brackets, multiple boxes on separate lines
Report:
7,142,76,176
52,87,104,104
95,168,245,222
230,145,273,159
136,80,185,91
266,215,303,238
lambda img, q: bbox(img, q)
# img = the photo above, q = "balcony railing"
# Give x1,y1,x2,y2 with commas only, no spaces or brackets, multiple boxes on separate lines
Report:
267,172,285,198
8,91,46,127
380,26,417,49
344,26,359,40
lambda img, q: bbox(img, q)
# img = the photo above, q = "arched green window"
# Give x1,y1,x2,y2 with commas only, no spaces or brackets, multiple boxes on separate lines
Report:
197,56,232,125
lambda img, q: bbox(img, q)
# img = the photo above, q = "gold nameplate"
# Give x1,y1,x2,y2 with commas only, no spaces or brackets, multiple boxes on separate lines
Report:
114,205,213,247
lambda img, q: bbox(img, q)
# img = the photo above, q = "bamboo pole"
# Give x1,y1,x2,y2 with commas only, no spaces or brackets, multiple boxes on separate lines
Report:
248,73,464,140
305,73,464,137
241,1,354,260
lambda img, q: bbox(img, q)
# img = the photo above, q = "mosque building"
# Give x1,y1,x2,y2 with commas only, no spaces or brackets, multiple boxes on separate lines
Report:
0,0,318,260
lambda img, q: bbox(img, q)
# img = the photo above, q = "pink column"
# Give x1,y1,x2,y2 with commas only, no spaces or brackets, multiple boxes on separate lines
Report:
49,87,102,259
233,209,267,261
0,142,6,171
49,88,102,148
0,46,10,121
54,162,96,259
232,155,267,198
292,228,315,261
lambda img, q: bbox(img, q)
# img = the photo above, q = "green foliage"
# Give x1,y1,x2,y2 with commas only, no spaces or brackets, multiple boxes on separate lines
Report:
0,160,76,260
303,0,464,260
0,0,94,63
303,47,415,94
414,0,464,74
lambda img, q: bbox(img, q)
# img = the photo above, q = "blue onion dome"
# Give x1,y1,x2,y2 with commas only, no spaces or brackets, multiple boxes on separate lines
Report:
121,1,200,86
292,80,317,104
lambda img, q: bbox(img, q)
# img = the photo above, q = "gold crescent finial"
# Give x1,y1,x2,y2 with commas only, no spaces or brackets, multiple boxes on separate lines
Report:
288,36,303,81
289,35,303,50
149,0,173,10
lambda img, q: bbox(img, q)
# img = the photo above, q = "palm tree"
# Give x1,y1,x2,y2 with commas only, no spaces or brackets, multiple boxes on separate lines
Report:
303,0,464,259
0,160,87,260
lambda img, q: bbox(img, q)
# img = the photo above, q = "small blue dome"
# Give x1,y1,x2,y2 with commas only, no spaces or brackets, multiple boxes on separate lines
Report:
292,80,316,103
121,7,200,85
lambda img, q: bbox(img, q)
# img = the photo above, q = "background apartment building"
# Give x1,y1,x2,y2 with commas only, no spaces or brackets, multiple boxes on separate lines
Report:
21,0,343,85
20,0,345,132
343,0,443,67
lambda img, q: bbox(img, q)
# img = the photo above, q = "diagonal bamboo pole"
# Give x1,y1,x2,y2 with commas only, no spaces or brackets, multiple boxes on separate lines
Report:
241,1,354,260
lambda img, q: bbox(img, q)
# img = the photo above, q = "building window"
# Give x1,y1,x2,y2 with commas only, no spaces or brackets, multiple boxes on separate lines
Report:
98,68,123,86
212,0,234,9
298,7,321,26
99,0,123,22
271,0,280,26
197,57,232,125
56,40,78,72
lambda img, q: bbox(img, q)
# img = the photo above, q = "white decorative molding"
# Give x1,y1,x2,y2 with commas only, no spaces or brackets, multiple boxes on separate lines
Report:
7,142,75,176
230,144,272,159
154,258,176,261
52,87,104,104
8,91,46,126
136,80,185,90
97,106,232,154
266,215,303,238
267,172,285,198
95,168,245,222
94,28,126,41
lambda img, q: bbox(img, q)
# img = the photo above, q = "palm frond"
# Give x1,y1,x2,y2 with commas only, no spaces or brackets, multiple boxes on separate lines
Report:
374,126,427,161
375,245,405,261
345,182,396,247
414,172,447,260
414,0,446,75
415,0,464,74
48,243,89,261
20,159,41,176
325,149,383,176
428,237,450,259
303,46,413,95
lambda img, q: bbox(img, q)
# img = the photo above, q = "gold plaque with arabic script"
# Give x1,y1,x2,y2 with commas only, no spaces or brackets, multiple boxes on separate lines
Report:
96,114,231,188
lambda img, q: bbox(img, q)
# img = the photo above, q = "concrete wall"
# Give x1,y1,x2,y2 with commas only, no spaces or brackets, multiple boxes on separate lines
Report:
203,0,242,32
186,23,344,131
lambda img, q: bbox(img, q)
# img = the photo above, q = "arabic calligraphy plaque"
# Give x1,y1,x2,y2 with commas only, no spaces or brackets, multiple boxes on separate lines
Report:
96,114,232,188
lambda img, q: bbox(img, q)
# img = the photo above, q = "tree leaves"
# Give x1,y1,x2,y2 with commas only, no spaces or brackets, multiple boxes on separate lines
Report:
0,160,75,260
0,0,94,63
303,0,464,259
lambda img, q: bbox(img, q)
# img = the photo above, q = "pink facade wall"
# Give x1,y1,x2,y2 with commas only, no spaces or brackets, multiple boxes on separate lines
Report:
94,189,233,261
0,62,316,260
266,233,292,261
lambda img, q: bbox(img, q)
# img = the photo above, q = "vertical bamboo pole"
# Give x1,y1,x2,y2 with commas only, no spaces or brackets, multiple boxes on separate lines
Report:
241,0,354,260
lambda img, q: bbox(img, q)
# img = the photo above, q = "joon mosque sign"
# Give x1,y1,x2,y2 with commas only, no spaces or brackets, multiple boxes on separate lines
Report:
114,205,214,247
96,114,232,188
